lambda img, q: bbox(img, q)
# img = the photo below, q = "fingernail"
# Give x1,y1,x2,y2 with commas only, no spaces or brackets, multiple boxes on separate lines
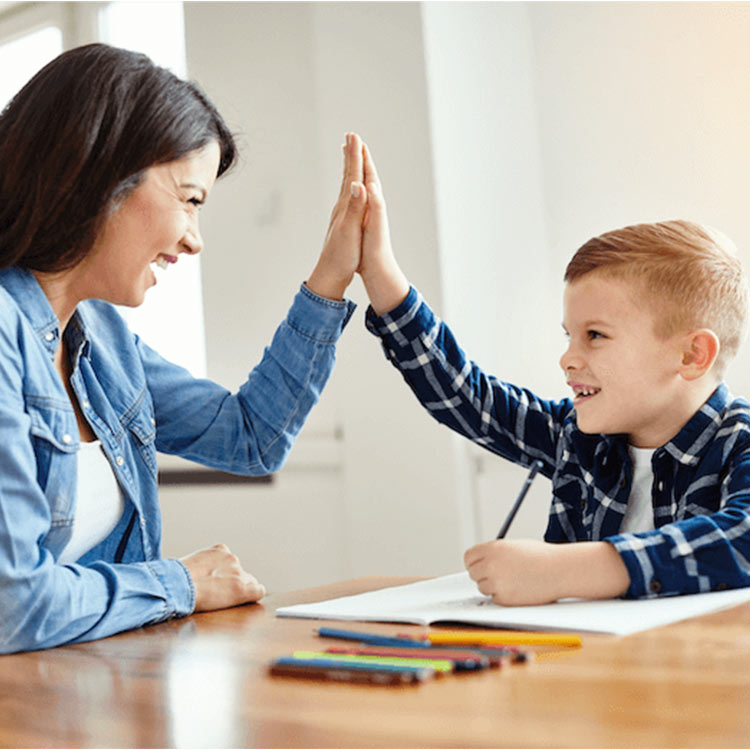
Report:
350,182,360,198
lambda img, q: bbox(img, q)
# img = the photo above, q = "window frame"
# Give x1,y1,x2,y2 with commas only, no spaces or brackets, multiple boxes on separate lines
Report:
0,2,105,50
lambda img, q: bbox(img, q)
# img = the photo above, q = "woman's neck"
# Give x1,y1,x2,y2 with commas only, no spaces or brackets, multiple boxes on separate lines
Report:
32,268,87,333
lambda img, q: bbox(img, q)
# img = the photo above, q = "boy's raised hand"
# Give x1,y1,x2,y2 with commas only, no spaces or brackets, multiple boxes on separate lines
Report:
306,133,368,301
358,142,410,315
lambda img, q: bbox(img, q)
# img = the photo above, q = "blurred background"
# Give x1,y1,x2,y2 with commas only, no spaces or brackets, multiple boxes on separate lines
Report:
2,1,750,592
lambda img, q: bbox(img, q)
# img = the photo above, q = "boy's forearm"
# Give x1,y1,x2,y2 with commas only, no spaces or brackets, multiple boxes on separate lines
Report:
556,542,631,600
465,538,632,606
360,261,410,316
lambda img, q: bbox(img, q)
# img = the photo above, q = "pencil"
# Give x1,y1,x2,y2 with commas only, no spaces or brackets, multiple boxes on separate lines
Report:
497,460,544,538
419,630,582,648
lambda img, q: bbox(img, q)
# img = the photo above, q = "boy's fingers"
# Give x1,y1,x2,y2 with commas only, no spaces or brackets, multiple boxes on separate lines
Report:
362,142,381,188
347,133,364,187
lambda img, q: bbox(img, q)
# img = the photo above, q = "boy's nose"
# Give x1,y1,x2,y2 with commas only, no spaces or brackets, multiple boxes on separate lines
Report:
559,346,584,373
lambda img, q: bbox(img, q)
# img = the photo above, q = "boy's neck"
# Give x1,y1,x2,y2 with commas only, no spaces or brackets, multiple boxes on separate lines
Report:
628,378,721,449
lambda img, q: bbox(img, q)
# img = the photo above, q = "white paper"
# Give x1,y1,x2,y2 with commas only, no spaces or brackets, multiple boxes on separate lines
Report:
275,571,750,636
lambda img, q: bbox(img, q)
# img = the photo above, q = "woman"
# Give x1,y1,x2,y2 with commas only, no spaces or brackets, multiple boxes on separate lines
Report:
0,44,367,653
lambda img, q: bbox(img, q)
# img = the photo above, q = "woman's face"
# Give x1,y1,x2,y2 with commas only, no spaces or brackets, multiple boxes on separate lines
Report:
80,141,221,307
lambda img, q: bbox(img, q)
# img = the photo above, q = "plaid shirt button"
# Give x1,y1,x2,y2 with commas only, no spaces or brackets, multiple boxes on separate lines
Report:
649,579,662,593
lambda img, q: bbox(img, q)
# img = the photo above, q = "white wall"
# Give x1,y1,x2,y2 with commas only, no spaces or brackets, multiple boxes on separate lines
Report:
421,1,559,541
527,1,750,397
164,2,750,587
172,2,471,590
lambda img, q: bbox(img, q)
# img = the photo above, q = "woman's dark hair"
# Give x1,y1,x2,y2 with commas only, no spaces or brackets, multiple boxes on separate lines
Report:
0,43,237,272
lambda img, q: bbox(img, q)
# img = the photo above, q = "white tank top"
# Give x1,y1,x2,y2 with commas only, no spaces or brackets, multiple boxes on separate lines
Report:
620,445,656,533
57,440,125,564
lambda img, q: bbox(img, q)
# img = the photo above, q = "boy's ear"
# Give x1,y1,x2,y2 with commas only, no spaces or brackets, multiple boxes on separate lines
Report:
679,329,720,380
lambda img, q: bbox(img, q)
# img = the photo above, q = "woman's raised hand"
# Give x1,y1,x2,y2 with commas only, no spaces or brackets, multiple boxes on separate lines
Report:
306,133,368,300
358,142,410,315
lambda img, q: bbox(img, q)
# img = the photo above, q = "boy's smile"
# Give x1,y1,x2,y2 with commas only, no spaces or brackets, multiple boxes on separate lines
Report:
560,272,692,448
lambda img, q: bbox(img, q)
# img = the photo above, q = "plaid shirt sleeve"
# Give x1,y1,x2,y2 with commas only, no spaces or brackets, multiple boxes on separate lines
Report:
606,439,750,598
365,287,572,476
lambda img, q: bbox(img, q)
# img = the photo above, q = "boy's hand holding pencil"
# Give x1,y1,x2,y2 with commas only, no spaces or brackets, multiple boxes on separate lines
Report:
465,538,630,606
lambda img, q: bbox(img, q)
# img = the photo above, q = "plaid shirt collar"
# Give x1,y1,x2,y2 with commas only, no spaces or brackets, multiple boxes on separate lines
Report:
660,383,729,466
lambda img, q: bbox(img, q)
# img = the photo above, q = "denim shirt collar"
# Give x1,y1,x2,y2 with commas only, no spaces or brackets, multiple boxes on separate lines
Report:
0,265,92,360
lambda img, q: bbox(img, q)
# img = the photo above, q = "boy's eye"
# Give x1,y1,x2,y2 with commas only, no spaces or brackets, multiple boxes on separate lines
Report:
188,197,204,208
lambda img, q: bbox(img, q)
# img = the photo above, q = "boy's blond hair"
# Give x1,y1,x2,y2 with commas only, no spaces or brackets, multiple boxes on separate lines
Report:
564,220,749,377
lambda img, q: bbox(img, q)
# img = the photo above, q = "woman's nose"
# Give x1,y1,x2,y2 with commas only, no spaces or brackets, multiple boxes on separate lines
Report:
181,226,203,255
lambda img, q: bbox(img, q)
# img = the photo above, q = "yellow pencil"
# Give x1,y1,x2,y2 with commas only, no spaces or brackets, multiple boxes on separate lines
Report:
419,630,582,648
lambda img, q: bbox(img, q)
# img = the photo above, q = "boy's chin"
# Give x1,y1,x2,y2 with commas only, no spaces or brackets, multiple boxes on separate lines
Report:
574,413,609,436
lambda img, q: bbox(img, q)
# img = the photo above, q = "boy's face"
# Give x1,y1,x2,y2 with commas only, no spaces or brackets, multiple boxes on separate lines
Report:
561,272,687,448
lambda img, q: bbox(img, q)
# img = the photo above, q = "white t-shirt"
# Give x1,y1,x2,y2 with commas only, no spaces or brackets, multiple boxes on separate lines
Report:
620,445,656,533
57,440,125,564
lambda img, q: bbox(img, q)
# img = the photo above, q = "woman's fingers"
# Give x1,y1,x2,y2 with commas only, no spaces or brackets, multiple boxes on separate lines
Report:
180,544,266,612
338,132,364,203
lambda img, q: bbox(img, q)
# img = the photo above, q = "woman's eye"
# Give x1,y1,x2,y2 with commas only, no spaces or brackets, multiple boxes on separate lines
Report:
188,197,204,208
587,330,604,340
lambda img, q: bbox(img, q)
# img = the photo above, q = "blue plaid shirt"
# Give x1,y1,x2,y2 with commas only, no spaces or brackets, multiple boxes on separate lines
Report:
366,287,750,599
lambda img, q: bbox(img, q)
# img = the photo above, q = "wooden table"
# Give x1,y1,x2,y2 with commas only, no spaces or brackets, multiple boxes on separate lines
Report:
2,576,750,748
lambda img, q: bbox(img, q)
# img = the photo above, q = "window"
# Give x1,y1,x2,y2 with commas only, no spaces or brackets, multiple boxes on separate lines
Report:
0,25,62,109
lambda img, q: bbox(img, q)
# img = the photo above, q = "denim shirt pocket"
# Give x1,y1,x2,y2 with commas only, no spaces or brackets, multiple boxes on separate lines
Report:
26,400,78,532
123,405,158,480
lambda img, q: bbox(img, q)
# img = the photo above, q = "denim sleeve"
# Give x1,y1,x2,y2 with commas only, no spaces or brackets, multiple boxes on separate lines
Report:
143,284,355,474
364,287,571,475
606,451,750,598
0,327,195,653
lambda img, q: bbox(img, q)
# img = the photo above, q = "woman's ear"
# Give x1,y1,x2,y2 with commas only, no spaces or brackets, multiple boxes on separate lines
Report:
679,329,720,380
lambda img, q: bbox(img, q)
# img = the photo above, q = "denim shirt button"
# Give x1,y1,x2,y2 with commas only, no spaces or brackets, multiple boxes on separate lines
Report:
82,400,90,409
115,456,125,467
62,434,72,445
44,331,55,342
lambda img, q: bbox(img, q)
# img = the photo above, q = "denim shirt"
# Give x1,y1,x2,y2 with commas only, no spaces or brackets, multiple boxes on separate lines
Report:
366,287,750,599
0,266,355,653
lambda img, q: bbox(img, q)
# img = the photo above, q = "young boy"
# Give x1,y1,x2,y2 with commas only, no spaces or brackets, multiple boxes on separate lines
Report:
352,141,750,604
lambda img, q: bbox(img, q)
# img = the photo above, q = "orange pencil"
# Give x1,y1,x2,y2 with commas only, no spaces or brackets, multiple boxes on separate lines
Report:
405,630,582,648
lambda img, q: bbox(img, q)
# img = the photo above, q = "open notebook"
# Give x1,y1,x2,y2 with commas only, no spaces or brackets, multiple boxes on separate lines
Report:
275,571,750,636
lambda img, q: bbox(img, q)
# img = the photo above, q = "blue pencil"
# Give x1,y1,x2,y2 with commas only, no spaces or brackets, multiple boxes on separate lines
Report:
317,626,431,648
